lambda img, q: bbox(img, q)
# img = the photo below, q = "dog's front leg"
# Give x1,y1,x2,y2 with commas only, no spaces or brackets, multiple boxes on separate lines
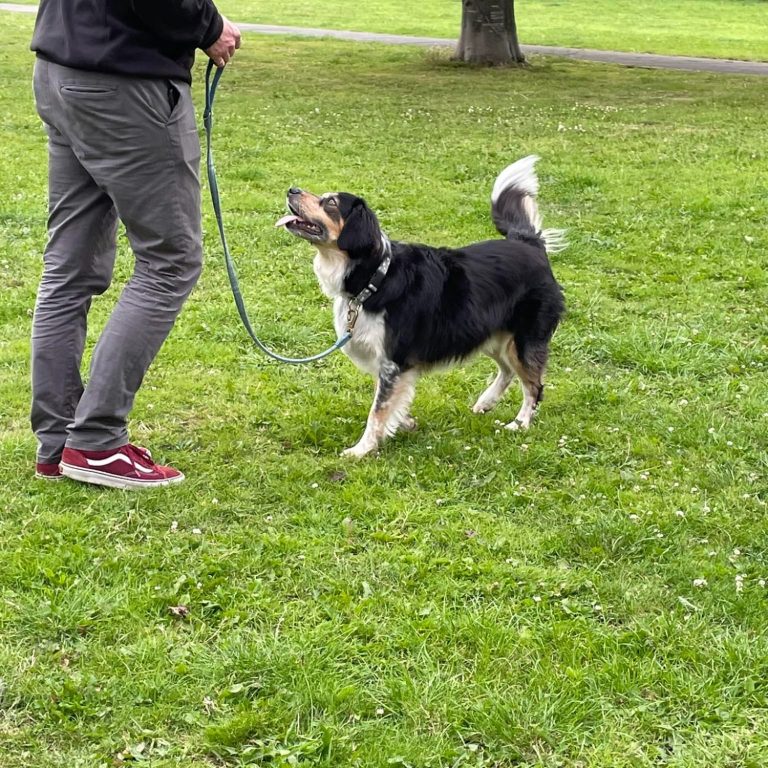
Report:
342,363,417,458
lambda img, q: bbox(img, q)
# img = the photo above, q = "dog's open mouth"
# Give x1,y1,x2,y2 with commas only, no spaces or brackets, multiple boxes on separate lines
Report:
274,213,323,238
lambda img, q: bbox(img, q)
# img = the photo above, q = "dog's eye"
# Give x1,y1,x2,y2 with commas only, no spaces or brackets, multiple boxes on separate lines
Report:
324,197,338,208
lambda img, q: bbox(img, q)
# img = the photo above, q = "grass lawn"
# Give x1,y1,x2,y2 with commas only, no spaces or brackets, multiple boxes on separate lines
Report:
2,9,768,768
223,0,768,62
7,0,768,61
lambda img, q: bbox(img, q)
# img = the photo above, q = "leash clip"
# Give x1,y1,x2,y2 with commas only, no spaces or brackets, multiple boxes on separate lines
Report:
346,300,361,335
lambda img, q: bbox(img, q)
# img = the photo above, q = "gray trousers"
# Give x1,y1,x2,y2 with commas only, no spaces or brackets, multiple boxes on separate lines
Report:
31,59,203,462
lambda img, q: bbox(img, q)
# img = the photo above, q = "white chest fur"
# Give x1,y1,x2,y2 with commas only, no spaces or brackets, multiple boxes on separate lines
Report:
314,246,387,376
313,247,348,299
333,297,386,376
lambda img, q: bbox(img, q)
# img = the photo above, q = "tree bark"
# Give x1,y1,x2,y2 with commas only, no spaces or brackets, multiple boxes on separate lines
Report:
455,0,525,65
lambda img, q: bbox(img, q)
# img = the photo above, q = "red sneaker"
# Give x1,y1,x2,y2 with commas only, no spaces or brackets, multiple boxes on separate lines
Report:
60,444,185,490
35,461,63,480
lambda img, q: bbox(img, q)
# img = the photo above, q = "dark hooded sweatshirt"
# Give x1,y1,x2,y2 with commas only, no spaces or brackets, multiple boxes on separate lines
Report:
31,0,223,83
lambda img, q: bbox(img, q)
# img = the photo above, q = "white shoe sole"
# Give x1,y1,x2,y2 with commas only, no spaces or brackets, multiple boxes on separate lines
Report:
60,464,185,490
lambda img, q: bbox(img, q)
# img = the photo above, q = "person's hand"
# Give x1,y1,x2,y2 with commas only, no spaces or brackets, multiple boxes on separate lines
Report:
205,17,241,68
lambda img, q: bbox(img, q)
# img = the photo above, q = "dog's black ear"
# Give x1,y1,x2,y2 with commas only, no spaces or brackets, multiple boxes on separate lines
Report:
337,199,379,256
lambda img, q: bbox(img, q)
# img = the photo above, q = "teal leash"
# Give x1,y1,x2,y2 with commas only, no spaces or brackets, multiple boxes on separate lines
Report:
203,61,353,364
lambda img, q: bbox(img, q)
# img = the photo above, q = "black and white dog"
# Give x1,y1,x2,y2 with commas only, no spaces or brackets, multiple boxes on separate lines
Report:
276,156,565,457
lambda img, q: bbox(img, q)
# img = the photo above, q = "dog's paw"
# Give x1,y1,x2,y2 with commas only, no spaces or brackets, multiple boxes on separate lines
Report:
399,416,418,432
504,418,529,431
341,443,376,459
472,400,494,414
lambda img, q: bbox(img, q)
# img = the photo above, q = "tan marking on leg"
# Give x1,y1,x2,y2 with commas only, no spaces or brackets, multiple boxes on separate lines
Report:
343,369,418,458
473,333,516,414
505,338,546,431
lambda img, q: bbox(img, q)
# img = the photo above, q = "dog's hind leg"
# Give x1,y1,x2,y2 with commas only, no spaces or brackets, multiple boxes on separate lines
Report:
343,364,418,458
505,338,547,430
473,334,516,414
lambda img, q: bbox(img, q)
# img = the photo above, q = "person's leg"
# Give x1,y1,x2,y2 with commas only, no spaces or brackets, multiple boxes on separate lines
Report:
30,59,118,466
41,62,203,452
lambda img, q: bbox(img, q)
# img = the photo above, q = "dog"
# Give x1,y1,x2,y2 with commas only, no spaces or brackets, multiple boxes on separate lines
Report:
275,155,565,458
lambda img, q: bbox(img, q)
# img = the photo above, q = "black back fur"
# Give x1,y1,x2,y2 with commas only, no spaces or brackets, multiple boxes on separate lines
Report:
336,193,565,371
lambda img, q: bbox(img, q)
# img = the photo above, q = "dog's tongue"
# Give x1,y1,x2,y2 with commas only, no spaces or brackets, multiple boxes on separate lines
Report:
275,214,300,228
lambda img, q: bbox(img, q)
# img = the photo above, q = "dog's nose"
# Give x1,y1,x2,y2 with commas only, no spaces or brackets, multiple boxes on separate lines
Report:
288,187,301,196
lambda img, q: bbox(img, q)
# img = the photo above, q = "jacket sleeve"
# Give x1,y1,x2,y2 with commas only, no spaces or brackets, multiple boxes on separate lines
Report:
130,0,224,50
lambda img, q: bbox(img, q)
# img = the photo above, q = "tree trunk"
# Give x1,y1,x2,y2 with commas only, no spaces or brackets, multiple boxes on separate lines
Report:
455,0,525,65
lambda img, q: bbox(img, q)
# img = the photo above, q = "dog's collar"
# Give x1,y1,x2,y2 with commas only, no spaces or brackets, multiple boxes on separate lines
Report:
345,251,392,335
353,252,391,306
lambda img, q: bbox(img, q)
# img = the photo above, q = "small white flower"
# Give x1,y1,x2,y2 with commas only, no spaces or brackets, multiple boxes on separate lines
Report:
629,514,639,522
759,580,766,588
375,707,385,716
708,427,715,434
733,549,741,556
311,482,319,489
675,510,685,518
667,427,674,433
170,520,178,532
693,578,707,588
726,441,733,447
211,498,219,505
532,595,541,603
192,528,202,535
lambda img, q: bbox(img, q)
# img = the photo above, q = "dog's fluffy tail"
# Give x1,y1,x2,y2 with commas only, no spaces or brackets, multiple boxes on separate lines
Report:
491,155,567,254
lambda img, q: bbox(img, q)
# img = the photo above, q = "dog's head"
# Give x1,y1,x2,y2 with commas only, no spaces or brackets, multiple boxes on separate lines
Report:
276,188,383,259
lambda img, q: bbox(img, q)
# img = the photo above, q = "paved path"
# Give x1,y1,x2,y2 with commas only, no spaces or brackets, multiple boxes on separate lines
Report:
3,3,767,76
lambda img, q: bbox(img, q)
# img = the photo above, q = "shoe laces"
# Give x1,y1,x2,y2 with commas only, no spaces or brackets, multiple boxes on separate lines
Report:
126,443,156,468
